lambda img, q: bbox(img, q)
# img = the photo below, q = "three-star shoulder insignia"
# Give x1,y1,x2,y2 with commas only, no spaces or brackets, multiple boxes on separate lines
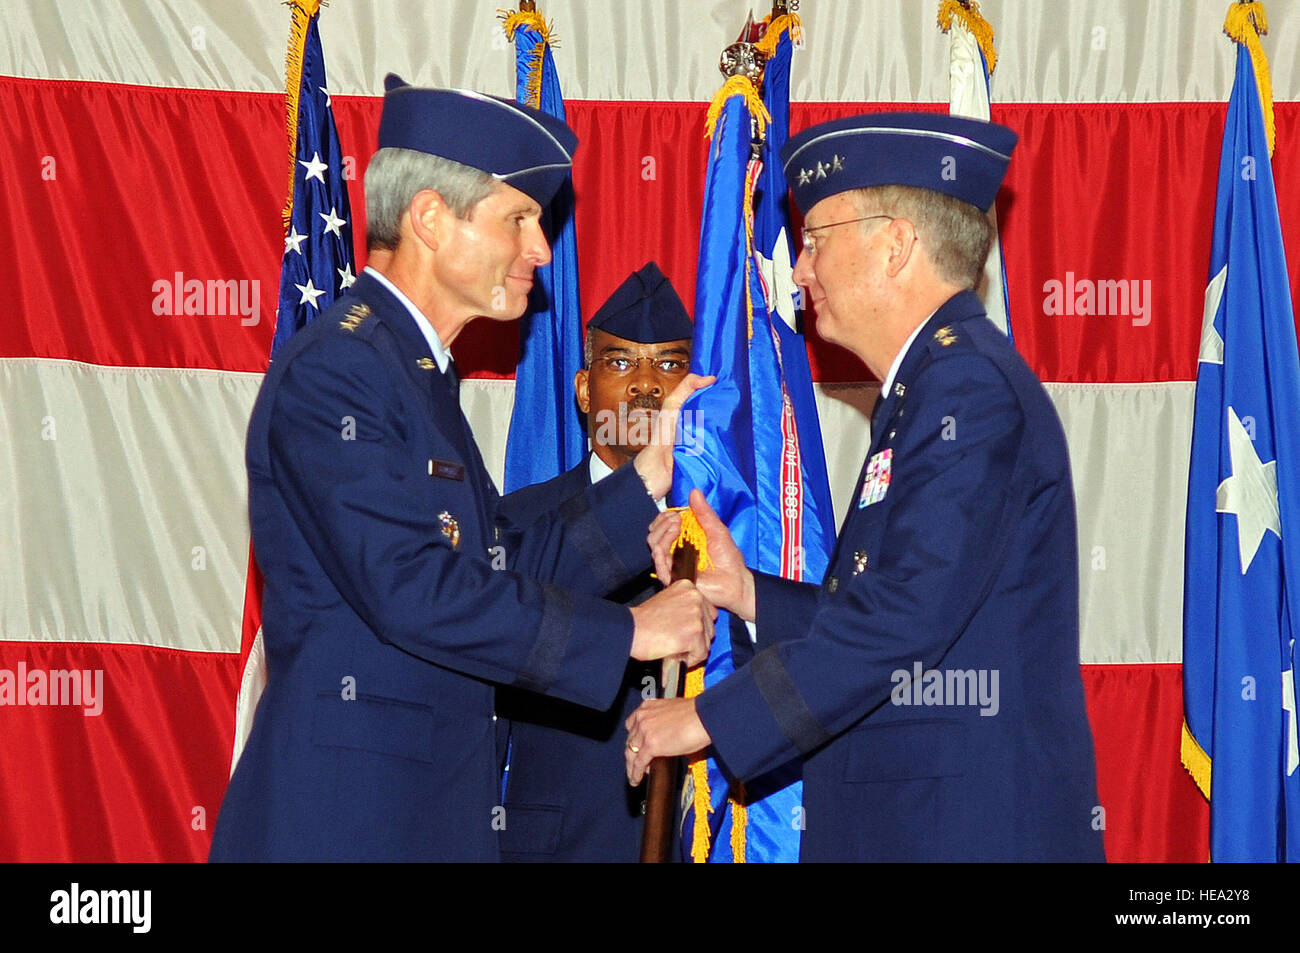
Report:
933,325,958,347
339,303,371,332
416,357,436,371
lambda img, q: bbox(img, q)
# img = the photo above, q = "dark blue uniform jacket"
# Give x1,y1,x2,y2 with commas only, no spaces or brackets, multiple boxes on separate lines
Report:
495,457,659,861
209,274,657,861
698,291,1105,862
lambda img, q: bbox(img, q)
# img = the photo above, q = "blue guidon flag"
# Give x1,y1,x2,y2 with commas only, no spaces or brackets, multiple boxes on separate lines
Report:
673,11,834,863
1182,4,1300,862
272,0,356,356
502,7,586,493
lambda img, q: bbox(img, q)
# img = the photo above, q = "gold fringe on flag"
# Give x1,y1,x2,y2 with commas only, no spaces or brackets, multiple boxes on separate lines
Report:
670,505,717,861
937,0,998,74
500,7,558,110
684,665,712,862
672,507,753,861
704,75,771,142
1180,720,1212,800
670,506,716,573
729,784,748,862
1223,0,1275,156
754,12,803,58
281,0,324,232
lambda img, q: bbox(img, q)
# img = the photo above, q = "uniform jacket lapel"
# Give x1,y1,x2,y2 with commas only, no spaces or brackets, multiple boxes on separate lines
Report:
351,273,495,541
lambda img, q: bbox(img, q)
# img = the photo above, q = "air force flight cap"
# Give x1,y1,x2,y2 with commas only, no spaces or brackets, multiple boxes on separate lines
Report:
377,74,578,207
587,262,693,344
780,112,1017,213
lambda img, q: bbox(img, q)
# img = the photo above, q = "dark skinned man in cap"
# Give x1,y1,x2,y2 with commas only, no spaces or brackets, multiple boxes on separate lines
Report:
209,78,713,862
625,112,1104,862
497,262,692,862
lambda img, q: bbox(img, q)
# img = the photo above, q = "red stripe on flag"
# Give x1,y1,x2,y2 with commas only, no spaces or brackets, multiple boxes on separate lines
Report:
1080,662,1208,863
0,641,240,861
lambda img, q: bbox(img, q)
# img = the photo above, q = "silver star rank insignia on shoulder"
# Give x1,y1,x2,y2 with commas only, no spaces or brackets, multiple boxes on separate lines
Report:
438,511,461,550
339,302,372,332
933,325,957,347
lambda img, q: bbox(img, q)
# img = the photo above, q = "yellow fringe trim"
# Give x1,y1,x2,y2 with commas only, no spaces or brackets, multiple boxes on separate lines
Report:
1181,720,1212,801
673,507,752,861
704,75,771,143
730,784,748,862
670,507,716,572
684,665,711,862
280,0,323,233
937,0,998,75
500,8,558,110
742,156,760,344
754,12,802,57
1224,1,1275,157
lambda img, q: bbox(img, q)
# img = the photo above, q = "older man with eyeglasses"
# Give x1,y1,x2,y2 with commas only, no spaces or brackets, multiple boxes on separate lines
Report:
625,112,1105,862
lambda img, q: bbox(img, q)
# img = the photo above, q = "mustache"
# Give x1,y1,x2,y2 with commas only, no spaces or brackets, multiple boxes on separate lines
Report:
623,395,663,412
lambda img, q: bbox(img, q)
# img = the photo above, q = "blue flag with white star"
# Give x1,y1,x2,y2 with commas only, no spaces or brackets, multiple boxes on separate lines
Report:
1182,42,1300,862
272,3,356,356
502,15,585,492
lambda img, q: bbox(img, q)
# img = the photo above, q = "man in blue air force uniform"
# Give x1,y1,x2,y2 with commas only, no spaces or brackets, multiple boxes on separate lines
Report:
497,262,692,861
625,112,1105,862
209,77,714,862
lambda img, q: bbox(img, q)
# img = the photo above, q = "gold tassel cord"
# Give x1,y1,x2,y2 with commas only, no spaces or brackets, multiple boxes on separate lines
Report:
500,8,558,110
704,75,771,143
672,507,750,861
1223,1,1275,157
669,506,716,573
684,666,712,862
730,784,748,862
937,0,998,75
1180,721,1212,800
754,12,803,58
280,0,324,232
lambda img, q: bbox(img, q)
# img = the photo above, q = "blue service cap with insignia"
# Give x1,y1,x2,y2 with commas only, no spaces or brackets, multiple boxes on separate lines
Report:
377,74,578,207
587,262,693,344
780,112,1017,213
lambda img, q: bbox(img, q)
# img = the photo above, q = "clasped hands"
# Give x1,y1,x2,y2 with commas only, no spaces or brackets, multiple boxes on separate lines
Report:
624,488,755,785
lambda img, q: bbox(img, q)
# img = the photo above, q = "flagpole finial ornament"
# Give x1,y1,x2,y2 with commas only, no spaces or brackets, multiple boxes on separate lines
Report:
519,0,535,10
1223,0,1275,156
377,75,577,206
720,40,767,86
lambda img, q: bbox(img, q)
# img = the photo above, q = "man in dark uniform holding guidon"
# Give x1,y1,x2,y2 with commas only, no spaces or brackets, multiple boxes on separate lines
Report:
498,262,693,862
209,77,714,862
625,112,1105,862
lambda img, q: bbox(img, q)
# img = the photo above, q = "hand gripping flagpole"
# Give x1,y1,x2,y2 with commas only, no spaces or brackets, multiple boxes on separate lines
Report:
638,520,702,863
639,18,772,863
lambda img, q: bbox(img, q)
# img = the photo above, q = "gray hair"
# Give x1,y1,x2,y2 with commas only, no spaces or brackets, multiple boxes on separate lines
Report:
849,185,994,289
364,147,498,251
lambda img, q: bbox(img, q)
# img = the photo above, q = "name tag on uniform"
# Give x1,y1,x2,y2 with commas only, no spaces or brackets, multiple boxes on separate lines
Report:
428,458,465,481
858,449,892,508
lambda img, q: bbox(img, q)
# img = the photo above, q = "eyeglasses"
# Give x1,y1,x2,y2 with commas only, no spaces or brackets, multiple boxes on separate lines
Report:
594,356,689,375
800,215,893,256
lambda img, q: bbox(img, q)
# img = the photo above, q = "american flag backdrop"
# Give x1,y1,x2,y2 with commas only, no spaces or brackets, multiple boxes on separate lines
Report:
1,0,1299,862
